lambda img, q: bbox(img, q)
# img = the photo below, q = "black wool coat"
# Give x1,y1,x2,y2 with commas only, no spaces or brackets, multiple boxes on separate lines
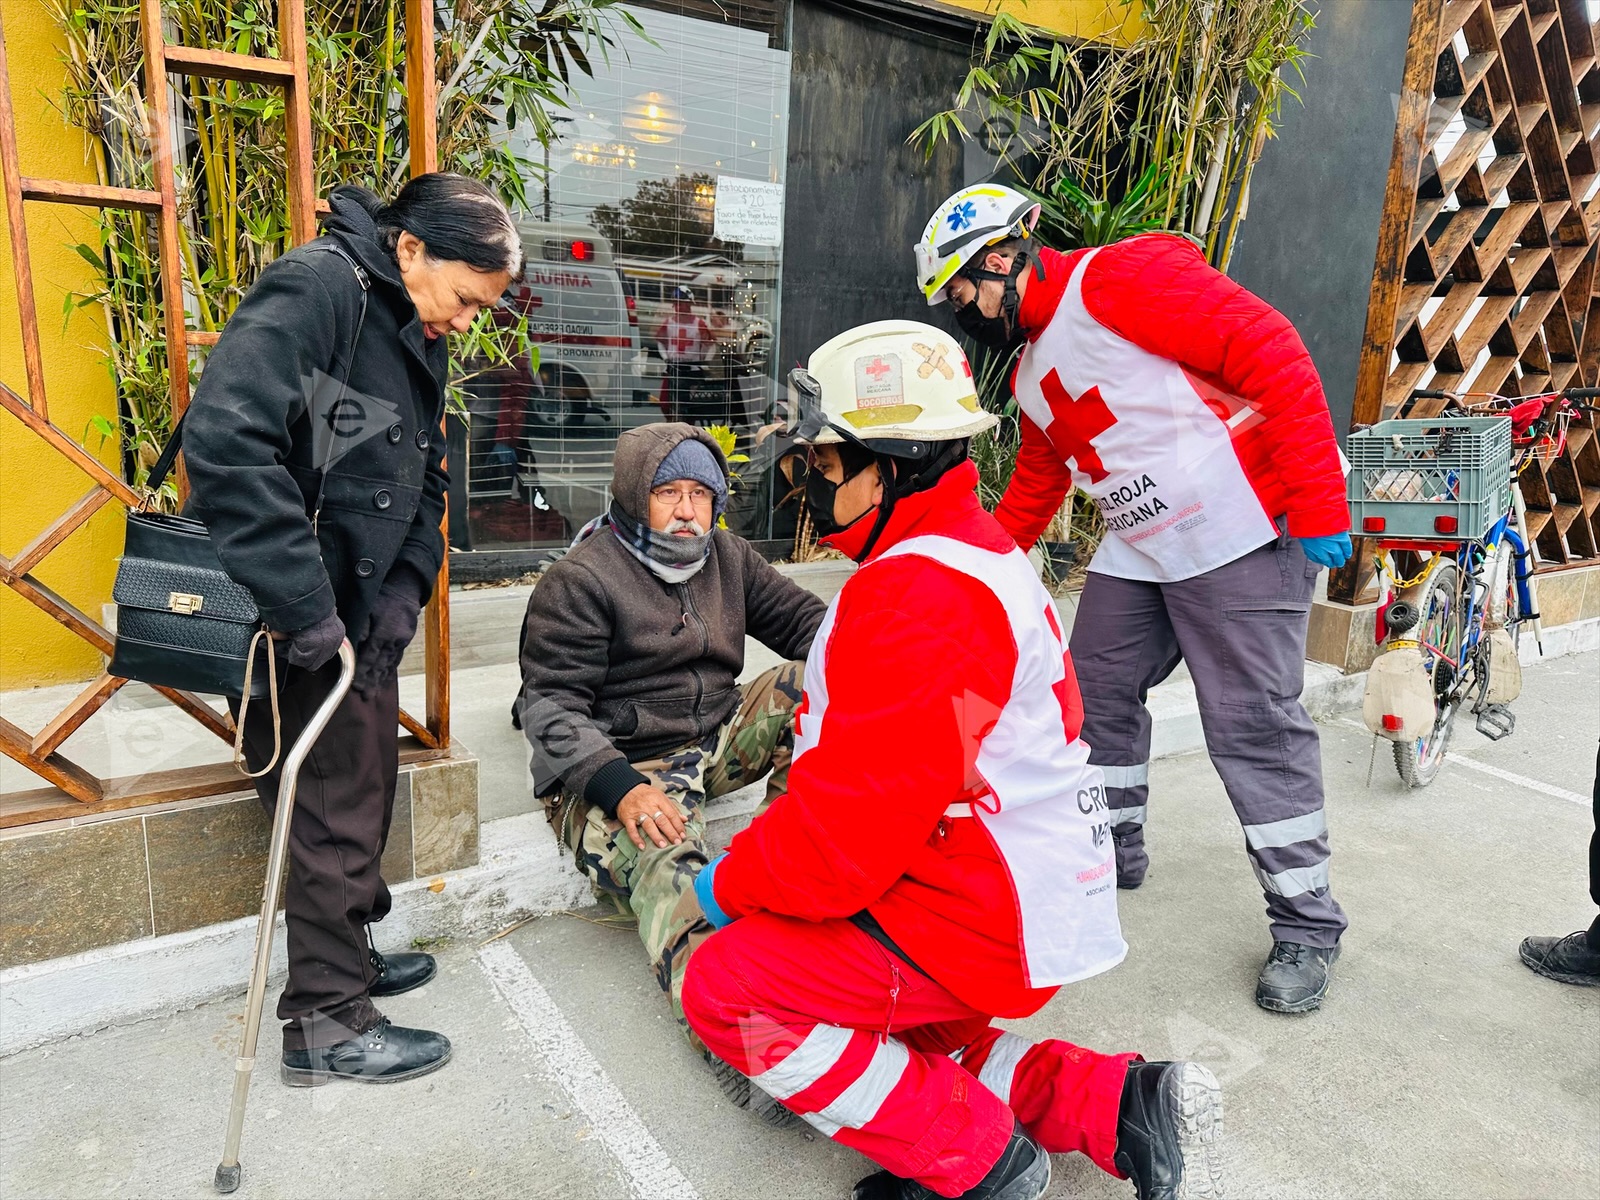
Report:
183,188,450,640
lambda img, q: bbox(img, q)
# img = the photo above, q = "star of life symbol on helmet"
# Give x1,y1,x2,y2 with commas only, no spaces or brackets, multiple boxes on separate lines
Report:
946,199,977,232
912,341,954,381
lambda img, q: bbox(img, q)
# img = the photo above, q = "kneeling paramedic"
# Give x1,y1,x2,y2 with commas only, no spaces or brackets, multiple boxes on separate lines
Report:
917,185,1351,1014
681,322,1225,1200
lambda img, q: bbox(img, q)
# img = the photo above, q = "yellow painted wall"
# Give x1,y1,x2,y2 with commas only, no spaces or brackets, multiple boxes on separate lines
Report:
0,0,124,687
937,0,1145,45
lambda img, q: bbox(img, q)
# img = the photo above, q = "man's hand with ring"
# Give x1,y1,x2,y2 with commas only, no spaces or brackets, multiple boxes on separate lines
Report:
616,783,688,850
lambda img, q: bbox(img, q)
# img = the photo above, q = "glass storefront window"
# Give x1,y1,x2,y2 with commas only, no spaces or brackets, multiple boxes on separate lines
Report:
458,3,790,554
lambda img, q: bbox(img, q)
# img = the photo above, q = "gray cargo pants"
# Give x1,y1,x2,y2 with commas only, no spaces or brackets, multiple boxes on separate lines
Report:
1068,526,1347,947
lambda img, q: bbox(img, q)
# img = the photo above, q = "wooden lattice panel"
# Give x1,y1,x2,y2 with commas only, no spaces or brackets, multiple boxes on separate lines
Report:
0,1,446,819
1352,0,1600,580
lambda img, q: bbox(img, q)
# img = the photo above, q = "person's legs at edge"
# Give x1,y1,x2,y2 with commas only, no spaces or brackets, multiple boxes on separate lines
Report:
1067,573,1183,889
684,914,1134,1196
1519,745,1600,985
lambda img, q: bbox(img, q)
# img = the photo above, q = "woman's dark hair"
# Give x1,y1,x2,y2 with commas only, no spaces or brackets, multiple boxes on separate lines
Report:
343,174,522,275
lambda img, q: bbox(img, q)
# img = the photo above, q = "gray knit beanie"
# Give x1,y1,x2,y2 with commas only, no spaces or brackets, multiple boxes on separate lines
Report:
652,438,729,520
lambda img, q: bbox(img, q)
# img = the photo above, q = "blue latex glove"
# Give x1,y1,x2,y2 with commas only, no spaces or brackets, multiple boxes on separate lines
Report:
694,853,735,929
1298,533,1352,569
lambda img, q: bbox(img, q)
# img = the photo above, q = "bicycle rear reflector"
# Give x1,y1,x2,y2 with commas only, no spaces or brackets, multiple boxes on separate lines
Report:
1363,516,1387,533
1382,714,1403,732
1434,515,1458,534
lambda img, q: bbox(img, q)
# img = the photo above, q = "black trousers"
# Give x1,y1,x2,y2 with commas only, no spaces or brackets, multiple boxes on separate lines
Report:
231,659,399,1049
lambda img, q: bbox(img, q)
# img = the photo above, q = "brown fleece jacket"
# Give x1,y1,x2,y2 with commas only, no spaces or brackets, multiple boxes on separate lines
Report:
517,423,827,815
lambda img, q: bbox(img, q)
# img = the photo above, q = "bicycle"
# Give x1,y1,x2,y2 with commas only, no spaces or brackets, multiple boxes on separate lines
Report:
1350,385,1600,788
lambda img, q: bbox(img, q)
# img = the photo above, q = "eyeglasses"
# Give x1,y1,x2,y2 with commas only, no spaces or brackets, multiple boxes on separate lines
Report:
650,485,715,506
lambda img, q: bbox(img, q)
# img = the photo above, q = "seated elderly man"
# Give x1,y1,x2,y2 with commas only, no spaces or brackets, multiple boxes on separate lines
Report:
517,421,826,1039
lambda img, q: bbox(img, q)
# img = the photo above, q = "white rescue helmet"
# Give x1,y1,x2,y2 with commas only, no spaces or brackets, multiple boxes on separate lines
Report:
784,320,997,450
915,184,1041,306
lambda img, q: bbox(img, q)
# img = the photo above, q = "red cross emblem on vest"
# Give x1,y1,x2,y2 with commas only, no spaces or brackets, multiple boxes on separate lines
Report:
1040,369,1115,485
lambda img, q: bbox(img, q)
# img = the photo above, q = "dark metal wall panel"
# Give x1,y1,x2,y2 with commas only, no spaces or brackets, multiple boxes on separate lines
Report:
1226,0,1416,435
626,0,788,48
779,0,974,371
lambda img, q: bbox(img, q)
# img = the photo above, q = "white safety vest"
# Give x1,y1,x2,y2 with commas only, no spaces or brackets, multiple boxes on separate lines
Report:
1012,248,1278,582
794,533,1127,988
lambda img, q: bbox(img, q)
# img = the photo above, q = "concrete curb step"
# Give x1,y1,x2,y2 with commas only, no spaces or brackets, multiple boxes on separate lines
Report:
0,815,586,1057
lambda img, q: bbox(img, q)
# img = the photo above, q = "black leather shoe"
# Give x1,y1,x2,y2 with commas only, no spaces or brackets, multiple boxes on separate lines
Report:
368,948,437,997
852,1118,1050,1199
280,1016,451,1086
1114,1060,1224,1200
1519,931,1600,987
1255,940,1340,1013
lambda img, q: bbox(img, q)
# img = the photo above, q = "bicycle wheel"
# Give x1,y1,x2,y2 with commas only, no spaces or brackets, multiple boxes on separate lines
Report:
1393,561,1465,788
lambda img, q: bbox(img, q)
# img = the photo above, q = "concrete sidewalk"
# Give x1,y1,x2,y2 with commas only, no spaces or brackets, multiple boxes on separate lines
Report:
1,651,1596,1199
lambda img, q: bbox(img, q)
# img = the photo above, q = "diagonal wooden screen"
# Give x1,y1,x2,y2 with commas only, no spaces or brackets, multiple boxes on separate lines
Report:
1340,0,1600,603
0,0,447,824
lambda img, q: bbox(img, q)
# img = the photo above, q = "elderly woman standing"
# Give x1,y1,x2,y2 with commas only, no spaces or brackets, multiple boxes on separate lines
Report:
183,175,520,1085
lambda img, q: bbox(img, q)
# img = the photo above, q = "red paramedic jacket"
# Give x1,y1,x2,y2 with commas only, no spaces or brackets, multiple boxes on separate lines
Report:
710,463,1072,1019
993,236,1349,552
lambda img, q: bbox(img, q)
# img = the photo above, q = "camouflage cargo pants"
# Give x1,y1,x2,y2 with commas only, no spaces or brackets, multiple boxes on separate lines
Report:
547,661,804,1038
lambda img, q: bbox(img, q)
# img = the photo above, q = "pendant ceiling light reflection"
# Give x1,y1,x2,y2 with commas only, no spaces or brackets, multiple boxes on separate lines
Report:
623,90,686,144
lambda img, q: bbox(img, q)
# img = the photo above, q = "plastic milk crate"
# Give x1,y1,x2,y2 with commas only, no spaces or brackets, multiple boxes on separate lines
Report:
1345,415,1513,541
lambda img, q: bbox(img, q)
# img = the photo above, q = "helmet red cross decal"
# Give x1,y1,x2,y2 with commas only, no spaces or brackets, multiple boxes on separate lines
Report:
863,357,893,381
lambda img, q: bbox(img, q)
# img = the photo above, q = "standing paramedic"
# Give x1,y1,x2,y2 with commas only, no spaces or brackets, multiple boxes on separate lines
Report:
683,322,1225,1200
916,184,1352,1014
183,176,520,1084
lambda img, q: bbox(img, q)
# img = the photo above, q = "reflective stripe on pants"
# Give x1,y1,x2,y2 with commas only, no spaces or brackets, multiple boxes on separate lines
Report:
1068,528,1346,946
683,914,1134,1195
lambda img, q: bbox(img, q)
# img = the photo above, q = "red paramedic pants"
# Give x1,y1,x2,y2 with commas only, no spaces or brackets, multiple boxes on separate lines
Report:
682,913,1135,1197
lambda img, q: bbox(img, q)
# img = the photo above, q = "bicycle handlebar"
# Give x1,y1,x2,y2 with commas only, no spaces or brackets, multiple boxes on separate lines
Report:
1408,386,1600,412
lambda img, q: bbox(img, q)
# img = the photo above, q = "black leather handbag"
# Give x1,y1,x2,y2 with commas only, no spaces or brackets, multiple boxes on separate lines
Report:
108,244,369,771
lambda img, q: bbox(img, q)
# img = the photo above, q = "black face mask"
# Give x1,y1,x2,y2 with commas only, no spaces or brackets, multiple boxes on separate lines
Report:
803,462,873,539
953,298,1014,347
953,250,1032,348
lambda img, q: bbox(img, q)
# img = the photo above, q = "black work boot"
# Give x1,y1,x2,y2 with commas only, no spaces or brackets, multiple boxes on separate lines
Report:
1114,1060,1224,1200
1114,831,1148,890
1255,940,1340,1013
1519,931,1600,986
368,947,437,997
281,1016,452,1086
852,1118,1050,1200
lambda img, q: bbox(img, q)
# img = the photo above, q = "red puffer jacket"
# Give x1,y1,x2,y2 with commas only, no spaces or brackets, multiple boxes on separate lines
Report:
711,463,1080,1019
994,237,1349,552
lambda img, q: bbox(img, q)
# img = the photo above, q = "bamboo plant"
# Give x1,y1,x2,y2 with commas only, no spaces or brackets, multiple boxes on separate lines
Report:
917,1,1314,568
914,0,1316,265
50,0,642,492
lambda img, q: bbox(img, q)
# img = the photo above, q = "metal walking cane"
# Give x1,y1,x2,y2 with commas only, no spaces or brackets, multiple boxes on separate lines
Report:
215,640,356,1194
